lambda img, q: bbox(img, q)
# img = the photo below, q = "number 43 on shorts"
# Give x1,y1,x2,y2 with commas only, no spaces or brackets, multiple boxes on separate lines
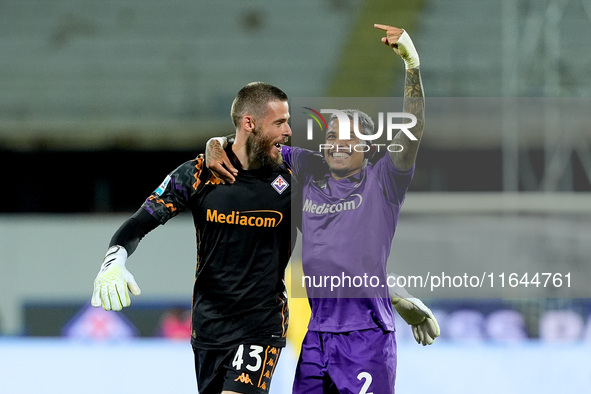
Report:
231,344,281,391
232,344,265,371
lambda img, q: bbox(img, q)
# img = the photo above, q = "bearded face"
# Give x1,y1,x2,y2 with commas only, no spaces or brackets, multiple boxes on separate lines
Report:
246,124,284,168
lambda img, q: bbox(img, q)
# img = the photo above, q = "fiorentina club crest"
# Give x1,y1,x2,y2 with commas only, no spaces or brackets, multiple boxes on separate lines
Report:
271,175,289,194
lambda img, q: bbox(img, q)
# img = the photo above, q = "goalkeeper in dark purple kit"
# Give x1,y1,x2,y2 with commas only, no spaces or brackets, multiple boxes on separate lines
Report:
207,24,439,394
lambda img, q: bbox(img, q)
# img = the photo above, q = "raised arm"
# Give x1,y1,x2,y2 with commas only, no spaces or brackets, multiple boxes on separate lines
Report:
374,24,425,170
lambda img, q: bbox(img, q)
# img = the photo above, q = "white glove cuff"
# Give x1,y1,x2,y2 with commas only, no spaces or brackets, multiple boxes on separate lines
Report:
387,272,413,299
395,30,420,69
100,245,128,272
210,137,228,149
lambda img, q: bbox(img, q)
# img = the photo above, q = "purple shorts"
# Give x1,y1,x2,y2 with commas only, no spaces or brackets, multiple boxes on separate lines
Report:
292,328,397,394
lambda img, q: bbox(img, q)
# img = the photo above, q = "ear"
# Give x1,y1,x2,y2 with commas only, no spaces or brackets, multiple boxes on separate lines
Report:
242,115,255,132
241,115,256,133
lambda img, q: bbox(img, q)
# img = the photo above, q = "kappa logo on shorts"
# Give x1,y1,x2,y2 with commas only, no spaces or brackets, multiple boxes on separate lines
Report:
234,372,253,385
271,175,289,194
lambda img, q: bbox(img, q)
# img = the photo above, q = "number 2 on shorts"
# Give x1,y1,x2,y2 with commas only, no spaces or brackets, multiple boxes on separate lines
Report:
357,371,373,394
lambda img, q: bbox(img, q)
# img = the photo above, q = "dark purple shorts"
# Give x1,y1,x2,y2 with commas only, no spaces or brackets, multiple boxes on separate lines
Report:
292,328,397,394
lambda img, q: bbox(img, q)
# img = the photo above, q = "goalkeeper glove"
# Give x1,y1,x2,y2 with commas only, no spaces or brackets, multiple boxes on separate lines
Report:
392,295,440,345
91,245,141,311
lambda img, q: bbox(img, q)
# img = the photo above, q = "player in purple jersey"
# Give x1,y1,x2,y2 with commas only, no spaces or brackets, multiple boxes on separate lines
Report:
206,25,439,393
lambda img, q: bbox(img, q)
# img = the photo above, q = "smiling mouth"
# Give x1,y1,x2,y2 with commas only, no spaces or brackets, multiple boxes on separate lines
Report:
330,152,350,159
274,137,290,152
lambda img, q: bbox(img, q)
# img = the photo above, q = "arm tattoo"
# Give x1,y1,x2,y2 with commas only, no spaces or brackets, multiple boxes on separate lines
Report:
404,68,424,99
392,68,425,169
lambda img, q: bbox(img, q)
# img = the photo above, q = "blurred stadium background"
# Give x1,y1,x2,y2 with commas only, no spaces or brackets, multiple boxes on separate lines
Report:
1,0,591,393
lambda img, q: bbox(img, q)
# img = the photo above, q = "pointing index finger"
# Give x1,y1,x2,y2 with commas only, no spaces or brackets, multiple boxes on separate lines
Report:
374,23,392,31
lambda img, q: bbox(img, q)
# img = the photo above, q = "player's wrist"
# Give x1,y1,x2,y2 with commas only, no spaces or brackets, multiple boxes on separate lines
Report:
100,245,128,271
209,137,228,149
394,30,420,70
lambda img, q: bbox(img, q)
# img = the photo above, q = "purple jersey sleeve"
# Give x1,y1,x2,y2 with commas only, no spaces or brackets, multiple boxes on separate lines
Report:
371,153,415,206
281,145,316,180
